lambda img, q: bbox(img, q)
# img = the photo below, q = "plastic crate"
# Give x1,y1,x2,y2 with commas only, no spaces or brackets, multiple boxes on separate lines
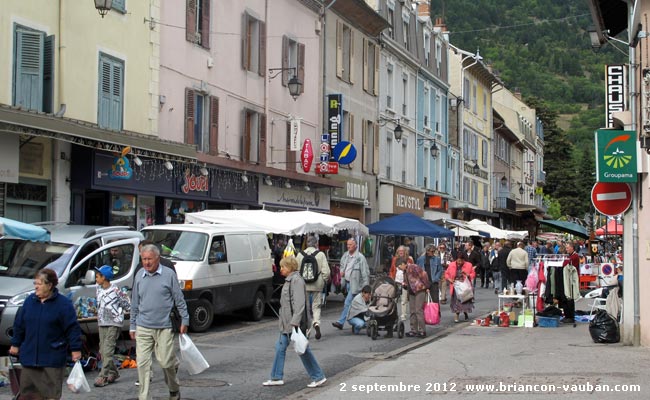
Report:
536,316,560,328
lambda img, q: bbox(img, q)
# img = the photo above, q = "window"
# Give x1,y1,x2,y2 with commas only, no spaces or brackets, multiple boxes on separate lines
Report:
186,0,210,49
402,16,410,51
462,177,469,202
424,31,431,66
423,87,430,128
387,1,395,39
362,120,375,173
483,93,487,119
282,36,305,94
242,109,266,164
402,73,408,116
343,110,354,155
242,12,266,76
185,88,218,154
363,39,379,95
401,143,407,183
482,139,488,167
463,77,470,109
387,63,394,109
471,181,478,204
13,25,54,113
98,53,124,131
336,21,353,83
435,37,442,70
209,236,227,263
472,82,477,113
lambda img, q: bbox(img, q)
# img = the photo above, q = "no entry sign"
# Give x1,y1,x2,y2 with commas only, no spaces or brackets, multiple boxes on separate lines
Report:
591,182,632,216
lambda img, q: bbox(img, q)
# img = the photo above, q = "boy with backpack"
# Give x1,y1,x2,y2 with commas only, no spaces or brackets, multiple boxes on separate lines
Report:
295,236,330,340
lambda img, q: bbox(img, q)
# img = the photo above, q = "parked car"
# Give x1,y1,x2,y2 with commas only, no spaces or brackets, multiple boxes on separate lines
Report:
0,224,143,345
141,224,273,332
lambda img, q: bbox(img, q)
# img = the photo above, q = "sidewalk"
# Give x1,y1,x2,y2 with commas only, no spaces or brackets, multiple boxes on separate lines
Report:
293,307,650,399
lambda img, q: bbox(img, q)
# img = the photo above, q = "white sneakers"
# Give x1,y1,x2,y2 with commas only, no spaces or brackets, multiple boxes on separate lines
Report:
262,379,284,386
307,377,327,388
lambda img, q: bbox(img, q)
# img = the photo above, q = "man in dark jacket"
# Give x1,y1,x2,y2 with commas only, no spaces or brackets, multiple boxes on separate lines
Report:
464,241,482,288
416,244,442,302
498,241,513,292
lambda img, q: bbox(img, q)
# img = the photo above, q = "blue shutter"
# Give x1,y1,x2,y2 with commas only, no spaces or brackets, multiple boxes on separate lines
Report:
98,54,124,131
441,94,448,141
416,79,424,131
431,91,437,133
112,0,126,13
14,26,44,111
416,145,424,187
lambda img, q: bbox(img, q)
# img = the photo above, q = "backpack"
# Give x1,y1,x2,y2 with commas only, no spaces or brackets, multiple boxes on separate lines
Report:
299,250,320,283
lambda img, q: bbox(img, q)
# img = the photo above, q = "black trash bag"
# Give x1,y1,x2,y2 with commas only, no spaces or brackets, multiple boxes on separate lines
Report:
538,306,563,317
589,310,620,343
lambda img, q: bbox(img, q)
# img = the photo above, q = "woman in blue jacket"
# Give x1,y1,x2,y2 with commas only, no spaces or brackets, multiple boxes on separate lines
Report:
9,268,82,399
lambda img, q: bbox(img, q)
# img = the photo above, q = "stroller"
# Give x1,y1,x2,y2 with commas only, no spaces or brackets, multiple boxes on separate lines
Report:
366,277,405,340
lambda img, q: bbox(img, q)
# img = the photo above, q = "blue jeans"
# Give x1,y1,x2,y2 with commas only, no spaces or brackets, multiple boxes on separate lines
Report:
336,283,355,325
348,317,366,334
270,333,325,382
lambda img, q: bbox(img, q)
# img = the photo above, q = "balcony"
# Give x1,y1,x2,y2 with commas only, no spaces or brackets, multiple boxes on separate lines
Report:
494,196,517,211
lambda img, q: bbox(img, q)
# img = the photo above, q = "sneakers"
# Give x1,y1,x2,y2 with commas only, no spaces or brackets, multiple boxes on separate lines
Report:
262,379,285,386
169,390,181,400
331,321,343,330
314,324,321,340
307,377,327,388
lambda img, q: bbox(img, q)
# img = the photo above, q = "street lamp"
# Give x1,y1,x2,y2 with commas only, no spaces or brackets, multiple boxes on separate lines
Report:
416,138,439,158
500,175,507,186
430,142,439,158
472,161,480,175
378,116,403,143
268,67,303,100
529,192,534,200
519,185,524,195
94,0,113,18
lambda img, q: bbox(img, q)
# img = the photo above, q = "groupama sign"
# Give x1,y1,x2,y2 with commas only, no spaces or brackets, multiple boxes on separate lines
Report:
595,129,637,183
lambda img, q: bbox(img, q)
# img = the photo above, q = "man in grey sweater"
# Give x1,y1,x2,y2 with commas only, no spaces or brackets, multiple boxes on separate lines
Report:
130,244,189,400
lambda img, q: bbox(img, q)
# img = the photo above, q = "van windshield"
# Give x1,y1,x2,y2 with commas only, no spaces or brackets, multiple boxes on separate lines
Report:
143,230,208,261
0,239,76,278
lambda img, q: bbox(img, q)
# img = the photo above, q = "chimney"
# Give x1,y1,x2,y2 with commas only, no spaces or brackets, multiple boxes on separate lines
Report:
434,17,448,41
514,87,522,100
417,1,430,18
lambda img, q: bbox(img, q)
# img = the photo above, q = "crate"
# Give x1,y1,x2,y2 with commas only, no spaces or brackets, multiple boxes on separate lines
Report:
580,275,597,290
536,316,560,328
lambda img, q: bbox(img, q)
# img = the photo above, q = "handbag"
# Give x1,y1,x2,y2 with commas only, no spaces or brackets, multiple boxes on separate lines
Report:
423,292,440,325
179,333,210,375
170,306,182,333
66,361,91,393
454,277,474,303
290,327,309,355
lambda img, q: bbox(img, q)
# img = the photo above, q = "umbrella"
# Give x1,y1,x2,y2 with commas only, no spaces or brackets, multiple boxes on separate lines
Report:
367,213,454,238
0,217,50,242
538,219,588,239
595,219,623,236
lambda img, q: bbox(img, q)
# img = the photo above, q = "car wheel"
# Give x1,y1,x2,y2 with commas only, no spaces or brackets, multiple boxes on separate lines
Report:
189,298,214,333
249,291,265,321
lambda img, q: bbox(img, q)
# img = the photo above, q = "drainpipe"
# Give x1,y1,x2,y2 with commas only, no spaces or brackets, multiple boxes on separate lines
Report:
264,0,270,166
52,0,66,221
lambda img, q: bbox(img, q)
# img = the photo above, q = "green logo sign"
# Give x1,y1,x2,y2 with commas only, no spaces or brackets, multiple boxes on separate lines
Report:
595,129,637,182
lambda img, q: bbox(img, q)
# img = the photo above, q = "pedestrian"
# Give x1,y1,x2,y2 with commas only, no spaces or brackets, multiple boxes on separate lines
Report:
295,235,330,340
263,256,327,388
389,245,414,322
347,285,372,334
404,237,417,260
560,243,581,324
524,240,538,270
445,253,475,323
381,237,395,273
94,265,131,387
464,241,482,288
498,241,512,292
332,238,370,330
397,257,430,338
479,243,491,288
416,244,442,302
438,243,454,304
507,241,529,286
130,244,189,400
9,268,82,399
490,242,502,293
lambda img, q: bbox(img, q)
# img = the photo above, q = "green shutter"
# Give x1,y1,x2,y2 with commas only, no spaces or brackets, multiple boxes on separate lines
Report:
98,54,124,131
113,0,126,13
14,26,44,111
43,35,55,113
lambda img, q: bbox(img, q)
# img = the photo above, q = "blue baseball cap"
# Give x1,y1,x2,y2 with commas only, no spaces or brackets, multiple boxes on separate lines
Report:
95,265,114,280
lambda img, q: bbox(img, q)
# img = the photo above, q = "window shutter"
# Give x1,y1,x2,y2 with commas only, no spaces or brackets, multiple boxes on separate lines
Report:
349,113,355,145
297,43,305,94
209,96,219,154
362,38,368,92
373,44,380,96
336,20,343,78
286,122,296,172
361,120,368,173
243,109,251,162
259,113,267,164
185,88,195,145
372,123,379,174
113,0,126,12
281,36,289,86
111,62,123,131
258,21,266,76
186,0,197,42
349,30,355,84
201,0,210,49
98,58,111,128
241,13,249,70
14,27,44,111
43,35,55,113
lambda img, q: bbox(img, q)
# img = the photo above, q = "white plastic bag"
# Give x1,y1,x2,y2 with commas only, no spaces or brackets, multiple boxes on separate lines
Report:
453,277,474,303
179,333,210,375
290,327,308,355
66,361,91,393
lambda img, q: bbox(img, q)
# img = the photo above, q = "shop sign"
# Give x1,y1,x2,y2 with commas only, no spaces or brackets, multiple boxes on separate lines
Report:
328,94,342,150
315,161,339,174
259,184,330,211
595,129,637,182
301,139,314,173
332,141,357,165
393,186,423,216
605,65,627,128
108,148,133,180
181,170,209,194
290,118,301,151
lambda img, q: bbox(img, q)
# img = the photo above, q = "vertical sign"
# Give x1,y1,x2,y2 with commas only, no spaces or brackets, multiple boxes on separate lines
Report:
289,118,301,151
605,65,627,128
595,129,637,182
317,94,342,174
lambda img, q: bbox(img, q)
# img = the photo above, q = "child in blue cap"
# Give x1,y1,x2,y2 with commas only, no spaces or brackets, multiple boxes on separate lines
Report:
94,265,130,387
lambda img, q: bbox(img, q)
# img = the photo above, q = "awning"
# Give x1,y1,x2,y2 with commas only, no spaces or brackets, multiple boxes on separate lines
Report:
367,213,454,238
0,217,50,241
465,219,528,240
538,220,588,239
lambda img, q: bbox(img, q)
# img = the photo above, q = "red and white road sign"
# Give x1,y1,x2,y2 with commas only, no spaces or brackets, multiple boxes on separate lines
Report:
591,182,632,216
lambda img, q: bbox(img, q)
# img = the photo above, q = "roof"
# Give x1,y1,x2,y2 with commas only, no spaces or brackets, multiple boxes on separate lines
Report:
331,0,389,37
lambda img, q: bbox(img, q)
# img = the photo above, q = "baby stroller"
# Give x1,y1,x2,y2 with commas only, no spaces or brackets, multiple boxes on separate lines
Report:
366,277,405,340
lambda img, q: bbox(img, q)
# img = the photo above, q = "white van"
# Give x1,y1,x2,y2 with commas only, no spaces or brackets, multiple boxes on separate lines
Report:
141,224,273,332
0,225,143,345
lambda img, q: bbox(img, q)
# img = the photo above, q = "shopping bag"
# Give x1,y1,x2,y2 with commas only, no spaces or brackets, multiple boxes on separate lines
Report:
66,361,91,393
454,277,474,303
423,293,440,325
179,333,210,375
290,327,309,355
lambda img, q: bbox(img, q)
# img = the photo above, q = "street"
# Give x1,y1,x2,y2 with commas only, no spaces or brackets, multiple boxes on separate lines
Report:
1,287,498,400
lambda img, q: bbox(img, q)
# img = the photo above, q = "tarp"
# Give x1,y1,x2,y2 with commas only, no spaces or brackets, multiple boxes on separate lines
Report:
0,217,50,242
538,219,588,239
465,219,528,240
184,210,368,236
436,218,491,238
367,213,454,238
452,226,486,237
595,220,623,236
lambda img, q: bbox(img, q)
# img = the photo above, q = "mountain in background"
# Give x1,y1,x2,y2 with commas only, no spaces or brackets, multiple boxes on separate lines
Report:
431,0,628,221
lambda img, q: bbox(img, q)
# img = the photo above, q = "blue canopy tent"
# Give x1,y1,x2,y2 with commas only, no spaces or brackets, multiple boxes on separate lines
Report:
367,213,454,238
0,217,50,241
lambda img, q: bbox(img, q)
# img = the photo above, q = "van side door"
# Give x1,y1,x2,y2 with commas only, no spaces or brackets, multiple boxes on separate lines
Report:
224,234,254,309
206,235,232,314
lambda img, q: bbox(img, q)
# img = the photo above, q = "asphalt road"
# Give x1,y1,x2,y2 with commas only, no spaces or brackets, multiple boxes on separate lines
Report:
0,287,500,400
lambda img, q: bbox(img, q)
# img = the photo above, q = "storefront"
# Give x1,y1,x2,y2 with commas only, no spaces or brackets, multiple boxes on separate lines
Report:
329,176,371,223
258,183,330,212
71,146,258,227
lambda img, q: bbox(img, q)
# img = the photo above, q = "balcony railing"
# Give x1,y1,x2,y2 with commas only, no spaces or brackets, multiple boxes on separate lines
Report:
493,196,517,211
